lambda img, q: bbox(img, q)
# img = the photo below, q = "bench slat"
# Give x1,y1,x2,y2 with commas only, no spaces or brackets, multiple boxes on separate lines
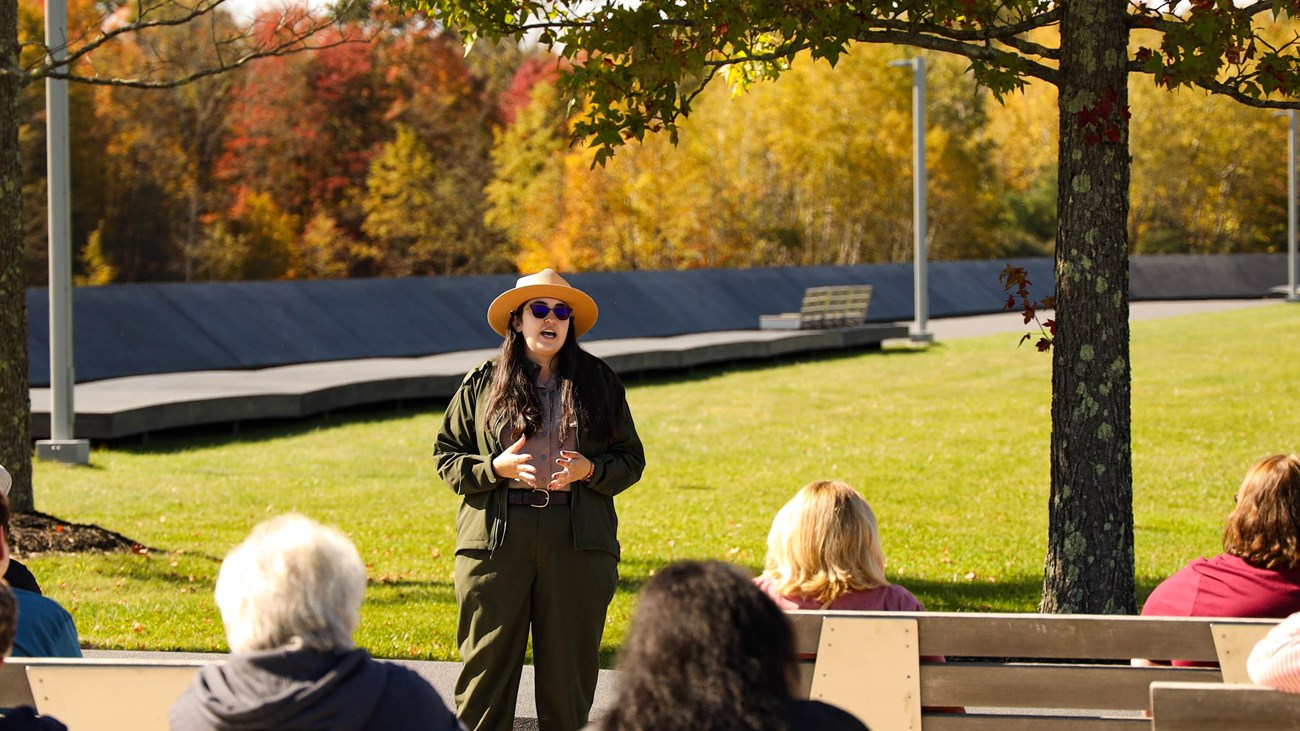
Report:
1150,681,1300,730
919,662,1220,709
790,611,1277,662
923,713,1151,731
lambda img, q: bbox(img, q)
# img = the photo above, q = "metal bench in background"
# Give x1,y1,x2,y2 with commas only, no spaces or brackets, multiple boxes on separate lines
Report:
759,285,874,330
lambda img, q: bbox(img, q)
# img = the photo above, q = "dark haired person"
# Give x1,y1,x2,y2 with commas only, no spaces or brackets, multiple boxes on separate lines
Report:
585,560,868,731
435,269,645,731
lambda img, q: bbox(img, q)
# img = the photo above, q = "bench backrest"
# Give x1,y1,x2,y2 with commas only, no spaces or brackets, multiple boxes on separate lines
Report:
16,658,213,731
1149,681,1300,730
788,610,1281,731
798,285,873,328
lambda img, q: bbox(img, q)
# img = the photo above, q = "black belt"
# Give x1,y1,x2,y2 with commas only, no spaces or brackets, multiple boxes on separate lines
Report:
507,489,572,508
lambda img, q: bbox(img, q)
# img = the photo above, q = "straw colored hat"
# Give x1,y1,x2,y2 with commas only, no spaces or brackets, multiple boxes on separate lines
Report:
487,269,599,337
0,465,10,497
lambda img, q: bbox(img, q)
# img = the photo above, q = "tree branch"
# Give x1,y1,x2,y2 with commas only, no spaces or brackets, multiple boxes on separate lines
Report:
1188,75,1300,109
43,30,361,89
855,28,1059,84
31,0,233,77
26,0,357,87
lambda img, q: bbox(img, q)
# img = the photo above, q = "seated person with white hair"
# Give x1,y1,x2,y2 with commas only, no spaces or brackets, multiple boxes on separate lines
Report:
170,514,464,731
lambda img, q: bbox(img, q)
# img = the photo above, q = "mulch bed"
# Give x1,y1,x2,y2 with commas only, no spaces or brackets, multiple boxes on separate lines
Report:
9,512,147,556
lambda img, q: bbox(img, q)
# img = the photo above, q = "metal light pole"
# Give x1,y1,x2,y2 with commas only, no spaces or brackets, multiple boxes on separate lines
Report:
36,0,90,465
1290,110,1299,302
890,56,933,341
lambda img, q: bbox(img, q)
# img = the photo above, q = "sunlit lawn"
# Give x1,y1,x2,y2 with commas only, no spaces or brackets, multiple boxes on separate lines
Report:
26,303,1300,664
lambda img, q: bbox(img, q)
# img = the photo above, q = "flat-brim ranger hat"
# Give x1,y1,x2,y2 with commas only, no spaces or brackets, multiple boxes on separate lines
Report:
487,269,599,337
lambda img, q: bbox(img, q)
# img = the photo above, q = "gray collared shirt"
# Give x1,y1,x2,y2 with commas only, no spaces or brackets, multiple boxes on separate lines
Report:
501,377,578,492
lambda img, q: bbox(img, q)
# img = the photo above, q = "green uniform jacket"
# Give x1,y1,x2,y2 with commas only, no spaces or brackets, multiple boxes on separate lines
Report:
434,353,645,558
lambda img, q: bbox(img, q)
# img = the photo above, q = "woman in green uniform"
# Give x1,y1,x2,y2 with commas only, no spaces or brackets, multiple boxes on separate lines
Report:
434,269,645,731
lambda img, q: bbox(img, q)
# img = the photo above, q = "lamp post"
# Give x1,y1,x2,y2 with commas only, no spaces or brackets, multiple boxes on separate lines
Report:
1289,110,1299,302
890,56,933,341
36,0,90,465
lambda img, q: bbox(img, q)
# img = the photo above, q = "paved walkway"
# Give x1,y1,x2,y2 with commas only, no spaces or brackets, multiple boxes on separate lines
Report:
31,298,1282,442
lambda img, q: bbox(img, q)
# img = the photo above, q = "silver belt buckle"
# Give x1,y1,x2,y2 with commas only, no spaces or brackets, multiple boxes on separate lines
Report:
530,488,550,508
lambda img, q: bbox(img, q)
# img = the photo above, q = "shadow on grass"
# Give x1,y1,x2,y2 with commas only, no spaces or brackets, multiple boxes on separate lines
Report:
365,579,458,607
613,562,1048,614
110,400,443,456
894,576,1044,612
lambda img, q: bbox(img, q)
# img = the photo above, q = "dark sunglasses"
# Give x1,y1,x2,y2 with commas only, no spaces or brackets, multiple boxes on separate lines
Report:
525,303,573,321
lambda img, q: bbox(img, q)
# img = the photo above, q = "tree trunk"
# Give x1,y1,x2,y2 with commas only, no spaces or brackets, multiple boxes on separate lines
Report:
1041,0,1135,613
0,0,34,513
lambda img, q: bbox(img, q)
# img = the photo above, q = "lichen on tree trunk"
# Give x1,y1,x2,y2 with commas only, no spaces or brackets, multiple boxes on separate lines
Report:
1041,0,1136,614
0,0,35,514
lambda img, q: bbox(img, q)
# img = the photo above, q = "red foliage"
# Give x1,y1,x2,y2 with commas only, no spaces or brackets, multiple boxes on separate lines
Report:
499,55,567,126
216,22,385,225
1000,264,1056,352
1074,86,1130,146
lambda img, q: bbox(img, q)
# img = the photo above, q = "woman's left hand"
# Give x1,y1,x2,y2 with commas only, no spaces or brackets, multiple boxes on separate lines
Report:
550,450,592,490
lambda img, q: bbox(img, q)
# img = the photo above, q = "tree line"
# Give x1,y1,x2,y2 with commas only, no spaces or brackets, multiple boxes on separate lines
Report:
16,4,1296,288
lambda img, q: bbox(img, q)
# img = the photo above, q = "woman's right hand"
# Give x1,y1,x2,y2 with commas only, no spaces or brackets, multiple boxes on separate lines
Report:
493,436,536,487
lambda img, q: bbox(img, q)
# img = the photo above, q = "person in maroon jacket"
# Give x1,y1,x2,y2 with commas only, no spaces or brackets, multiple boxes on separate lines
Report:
1138,454,1300,665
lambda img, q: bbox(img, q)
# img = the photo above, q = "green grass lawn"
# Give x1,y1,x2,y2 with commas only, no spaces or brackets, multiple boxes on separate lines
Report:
26,303,1300,663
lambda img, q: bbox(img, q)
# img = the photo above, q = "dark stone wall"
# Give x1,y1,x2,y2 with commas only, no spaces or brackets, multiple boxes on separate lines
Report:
25,254,1287,385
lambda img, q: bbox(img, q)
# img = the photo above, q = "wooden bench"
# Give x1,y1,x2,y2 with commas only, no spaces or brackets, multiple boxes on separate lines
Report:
788,610,1280,731
759,285,873,330
1149,681,1300,730
0,657,214,730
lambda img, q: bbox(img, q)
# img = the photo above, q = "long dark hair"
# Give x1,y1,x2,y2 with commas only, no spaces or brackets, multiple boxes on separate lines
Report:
598,561,795,731
482,306,614,443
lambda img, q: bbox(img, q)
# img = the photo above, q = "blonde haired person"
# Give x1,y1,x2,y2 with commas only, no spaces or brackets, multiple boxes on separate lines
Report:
756,480,923,612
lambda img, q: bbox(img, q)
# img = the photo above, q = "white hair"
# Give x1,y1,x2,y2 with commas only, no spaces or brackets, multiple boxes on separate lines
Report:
215,514,366,653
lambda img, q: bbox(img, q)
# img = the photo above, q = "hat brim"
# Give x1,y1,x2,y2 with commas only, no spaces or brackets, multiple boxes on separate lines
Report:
487,283,599,337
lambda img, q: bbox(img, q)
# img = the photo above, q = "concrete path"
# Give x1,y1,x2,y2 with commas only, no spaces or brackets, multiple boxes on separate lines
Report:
31,298,1282,441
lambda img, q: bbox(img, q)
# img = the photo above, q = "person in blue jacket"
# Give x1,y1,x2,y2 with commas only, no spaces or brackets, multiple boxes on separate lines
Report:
0,475,80,659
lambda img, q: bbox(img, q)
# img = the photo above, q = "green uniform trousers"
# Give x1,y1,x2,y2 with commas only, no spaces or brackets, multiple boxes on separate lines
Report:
454,502,618,731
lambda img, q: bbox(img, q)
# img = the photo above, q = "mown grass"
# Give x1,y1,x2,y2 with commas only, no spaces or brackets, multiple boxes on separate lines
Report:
26,303,1300,664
